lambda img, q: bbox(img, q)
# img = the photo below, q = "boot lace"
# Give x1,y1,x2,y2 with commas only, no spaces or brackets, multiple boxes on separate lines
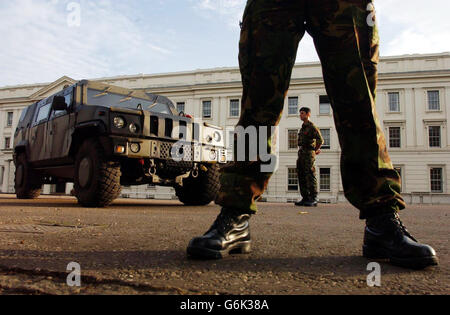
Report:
207,210,236,236
391,213,417,242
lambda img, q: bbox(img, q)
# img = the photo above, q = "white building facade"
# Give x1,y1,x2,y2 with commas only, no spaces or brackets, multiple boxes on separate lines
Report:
1,53,449,204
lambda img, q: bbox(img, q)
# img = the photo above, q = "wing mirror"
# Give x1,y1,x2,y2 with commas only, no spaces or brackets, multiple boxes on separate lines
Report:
52,96,67,111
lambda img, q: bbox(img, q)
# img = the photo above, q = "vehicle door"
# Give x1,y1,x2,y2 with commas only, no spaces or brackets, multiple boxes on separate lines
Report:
28,99,52,163
47,87,73,162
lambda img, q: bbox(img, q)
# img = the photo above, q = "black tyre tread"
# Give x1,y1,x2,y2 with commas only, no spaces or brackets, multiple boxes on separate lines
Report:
14,153,42,199
75,139,121,207
176,164,220,206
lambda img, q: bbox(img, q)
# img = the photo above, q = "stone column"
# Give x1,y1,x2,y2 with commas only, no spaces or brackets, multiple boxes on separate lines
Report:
2,160,11,193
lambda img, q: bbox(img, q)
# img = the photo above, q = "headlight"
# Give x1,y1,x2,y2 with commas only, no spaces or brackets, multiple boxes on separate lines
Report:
129,123,139,133
130,143,140,153
114,116,126,129
209,150,217,160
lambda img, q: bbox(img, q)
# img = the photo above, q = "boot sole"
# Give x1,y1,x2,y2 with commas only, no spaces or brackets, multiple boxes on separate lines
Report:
363,245,439,270
187,241,251,260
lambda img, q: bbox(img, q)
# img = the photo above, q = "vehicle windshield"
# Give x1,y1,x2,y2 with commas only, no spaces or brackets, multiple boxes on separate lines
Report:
87,88,172,115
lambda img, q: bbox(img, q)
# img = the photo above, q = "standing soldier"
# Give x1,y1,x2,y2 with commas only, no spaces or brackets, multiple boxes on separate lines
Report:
295,107,323,207
187,0,438,269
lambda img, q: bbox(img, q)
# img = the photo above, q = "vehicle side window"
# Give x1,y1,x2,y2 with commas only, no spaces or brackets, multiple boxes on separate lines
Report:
18,107,29,124
52,90,73,118
34,103,51,125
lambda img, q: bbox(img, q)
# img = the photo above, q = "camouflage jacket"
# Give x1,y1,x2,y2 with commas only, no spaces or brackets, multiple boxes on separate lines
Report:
298,121,324,151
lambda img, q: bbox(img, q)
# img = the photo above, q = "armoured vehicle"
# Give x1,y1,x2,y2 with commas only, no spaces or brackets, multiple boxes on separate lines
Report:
13,80,227,207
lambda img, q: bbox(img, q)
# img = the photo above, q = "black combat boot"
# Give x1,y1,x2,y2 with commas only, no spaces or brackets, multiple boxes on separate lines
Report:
295,199,307,206
187,208,251,259
363,212,438,269
303,197,318,207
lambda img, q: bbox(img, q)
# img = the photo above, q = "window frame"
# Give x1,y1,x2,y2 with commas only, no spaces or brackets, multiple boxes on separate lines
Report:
427,90,441,111
288,97,299,116
202,100,212,119
176,102,186,114
287,167,299,192
429,167,444,193
319,95,331,116
320,128,331,150
388,91,401,113
287,129,299,150
229,99,241,118
388,126,402,148
4,137,11,150
6,112,13,127
428,125,442,148
319,167,331,192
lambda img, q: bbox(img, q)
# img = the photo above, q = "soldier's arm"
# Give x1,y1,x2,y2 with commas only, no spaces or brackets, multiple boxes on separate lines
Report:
314,127,324,154
315,127,324,149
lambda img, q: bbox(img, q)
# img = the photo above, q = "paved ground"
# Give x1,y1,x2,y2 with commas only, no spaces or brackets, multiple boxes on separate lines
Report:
0,194,448,295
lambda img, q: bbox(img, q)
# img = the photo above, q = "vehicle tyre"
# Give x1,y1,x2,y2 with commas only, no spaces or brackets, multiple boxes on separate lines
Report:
14,153,42,199
74,138,122,207
175,164,220,206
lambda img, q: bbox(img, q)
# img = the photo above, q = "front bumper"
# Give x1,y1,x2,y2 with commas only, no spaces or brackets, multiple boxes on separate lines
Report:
109,136,227,164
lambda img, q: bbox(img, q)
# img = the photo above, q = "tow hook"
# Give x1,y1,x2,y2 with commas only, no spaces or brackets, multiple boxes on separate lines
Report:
148,160,157,176
191,164,199,178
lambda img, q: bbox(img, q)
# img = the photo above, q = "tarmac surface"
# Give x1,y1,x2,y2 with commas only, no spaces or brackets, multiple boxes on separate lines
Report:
0,194,448,295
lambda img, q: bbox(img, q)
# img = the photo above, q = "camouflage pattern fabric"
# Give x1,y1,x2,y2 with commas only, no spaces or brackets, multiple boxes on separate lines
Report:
216,0,406,219
297,149,317,199
297,120,323,199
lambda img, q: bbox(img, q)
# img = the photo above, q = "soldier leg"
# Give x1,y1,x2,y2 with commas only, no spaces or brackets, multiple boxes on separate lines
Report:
216,0,307,214
307,0,404,219
297,156,308,200
306,0,437,269
304,151,318,206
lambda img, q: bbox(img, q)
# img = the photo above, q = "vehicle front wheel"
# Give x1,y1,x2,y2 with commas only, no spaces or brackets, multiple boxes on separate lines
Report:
175,164,220,206
14,153,42,199
74,139,122,207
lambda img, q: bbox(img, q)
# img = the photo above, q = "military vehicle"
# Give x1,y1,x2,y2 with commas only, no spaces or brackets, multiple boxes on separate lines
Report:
13,80,227,207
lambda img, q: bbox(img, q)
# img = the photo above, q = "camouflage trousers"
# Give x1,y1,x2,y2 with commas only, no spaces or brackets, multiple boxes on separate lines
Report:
216,0,405,219
297,150,318,199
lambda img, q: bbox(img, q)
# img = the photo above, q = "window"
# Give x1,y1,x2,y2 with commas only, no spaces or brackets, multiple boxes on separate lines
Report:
288,97,298,115
320,168,331,191
427,91,440,111
176,102,185,113
230,99,240,117
389,127,401,148
4,137,11,150
288,129,298,150
388,92,400,112
430,168,443,193
319,95,331,115
428,126,441,148
202,100,212,119
7,112,13,127
288,168,298,191
34,103,51,124
320,129,331,150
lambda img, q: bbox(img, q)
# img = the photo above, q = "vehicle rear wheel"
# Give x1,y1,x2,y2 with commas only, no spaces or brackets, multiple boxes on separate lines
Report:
175,164,220,206
74,138,122,207
14,153,42,199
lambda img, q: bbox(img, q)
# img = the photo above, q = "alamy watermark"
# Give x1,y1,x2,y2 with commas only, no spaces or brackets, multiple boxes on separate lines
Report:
51,0,81,27
66,262,81,287
170,119,280,173
366,262,381,287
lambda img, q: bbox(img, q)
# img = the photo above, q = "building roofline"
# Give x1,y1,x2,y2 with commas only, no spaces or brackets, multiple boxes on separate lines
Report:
0,52,449,91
